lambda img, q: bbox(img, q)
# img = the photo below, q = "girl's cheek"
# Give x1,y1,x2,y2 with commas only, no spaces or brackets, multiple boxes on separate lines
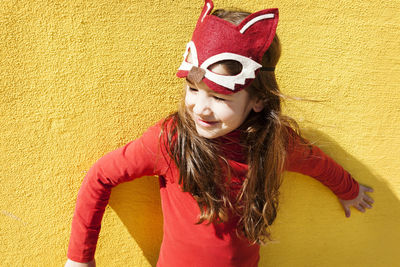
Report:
185,94,194,108
214,103,235,119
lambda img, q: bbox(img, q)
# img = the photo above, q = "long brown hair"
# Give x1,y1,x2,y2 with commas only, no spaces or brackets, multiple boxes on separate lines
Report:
162,9,303,244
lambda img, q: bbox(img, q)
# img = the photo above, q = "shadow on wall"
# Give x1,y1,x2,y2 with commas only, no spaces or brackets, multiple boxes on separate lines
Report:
108,129,400,267
259,128,400,267
109,177,163,266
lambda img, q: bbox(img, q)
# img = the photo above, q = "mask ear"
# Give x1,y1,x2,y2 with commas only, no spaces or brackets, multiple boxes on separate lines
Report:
252,99,264,113
195,0,214,27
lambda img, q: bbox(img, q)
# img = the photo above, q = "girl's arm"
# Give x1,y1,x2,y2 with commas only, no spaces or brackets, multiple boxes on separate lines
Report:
65,259,95,267
285,130,373,216
66,122,167,263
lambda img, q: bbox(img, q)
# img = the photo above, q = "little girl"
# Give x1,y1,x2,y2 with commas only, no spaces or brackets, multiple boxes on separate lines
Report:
65,1,374,266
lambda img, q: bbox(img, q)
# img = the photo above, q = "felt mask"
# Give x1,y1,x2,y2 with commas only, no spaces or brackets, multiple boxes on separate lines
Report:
176,0,279,95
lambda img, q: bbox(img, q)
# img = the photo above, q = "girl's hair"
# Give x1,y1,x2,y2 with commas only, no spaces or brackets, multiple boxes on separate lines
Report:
162,9,303,244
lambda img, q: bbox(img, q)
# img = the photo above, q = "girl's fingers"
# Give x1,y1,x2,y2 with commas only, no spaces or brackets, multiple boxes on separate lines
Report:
361,185,374,193
355,204,365,213
343,205,351,217
342,202,351,217
360,201,372,209
366,187,374,193
363,195,374,204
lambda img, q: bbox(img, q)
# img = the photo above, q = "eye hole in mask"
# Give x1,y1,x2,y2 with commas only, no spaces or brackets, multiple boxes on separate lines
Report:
185,49,194,64
207,60,243,76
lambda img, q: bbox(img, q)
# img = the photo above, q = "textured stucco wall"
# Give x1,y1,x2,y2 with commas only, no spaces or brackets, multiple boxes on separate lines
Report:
1,0,399,266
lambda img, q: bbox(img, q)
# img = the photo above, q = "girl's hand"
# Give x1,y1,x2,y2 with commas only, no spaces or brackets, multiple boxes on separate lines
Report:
339,184,374,217
64,259,96,267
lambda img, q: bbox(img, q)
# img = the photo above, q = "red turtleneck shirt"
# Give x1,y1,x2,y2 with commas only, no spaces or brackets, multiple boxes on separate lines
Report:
67,120,359,266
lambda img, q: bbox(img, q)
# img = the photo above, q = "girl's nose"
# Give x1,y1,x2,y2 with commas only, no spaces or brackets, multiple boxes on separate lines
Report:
193,95,212,116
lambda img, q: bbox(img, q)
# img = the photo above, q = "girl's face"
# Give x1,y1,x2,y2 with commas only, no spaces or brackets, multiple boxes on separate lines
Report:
185,69,262,139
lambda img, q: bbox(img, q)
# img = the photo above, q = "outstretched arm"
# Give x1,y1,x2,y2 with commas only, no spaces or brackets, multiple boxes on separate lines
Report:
66,122,167,263
339,184,374,217
285,129,374,216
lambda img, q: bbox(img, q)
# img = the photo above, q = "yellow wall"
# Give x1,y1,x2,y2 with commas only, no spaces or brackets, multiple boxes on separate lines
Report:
1,0,399,266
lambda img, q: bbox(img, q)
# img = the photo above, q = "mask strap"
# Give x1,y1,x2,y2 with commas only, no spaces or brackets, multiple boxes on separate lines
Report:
260,67,275,71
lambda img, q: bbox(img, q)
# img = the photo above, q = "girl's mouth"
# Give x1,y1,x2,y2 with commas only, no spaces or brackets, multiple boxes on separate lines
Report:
196,117,218,127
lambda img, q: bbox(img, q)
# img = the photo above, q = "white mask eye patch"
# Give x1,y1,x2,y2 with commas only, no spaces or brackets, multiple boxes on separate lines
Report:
178,42,262,90
178,41,199,72
201,53,261,90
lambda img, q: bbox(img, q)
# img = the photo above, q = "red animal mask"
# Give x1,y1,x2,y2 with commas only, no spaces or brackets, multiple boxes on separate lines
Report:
176,0,279,95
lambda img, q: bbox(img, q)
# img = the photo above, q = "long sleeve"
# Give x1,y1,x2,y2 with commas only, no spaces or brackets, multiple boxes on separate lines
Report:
285,130,359,200
67,122,167,262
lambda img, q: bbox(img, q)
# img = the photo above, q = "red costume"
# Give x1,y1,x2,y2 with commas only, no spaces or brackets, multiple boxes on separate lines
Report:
67,121,359,266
